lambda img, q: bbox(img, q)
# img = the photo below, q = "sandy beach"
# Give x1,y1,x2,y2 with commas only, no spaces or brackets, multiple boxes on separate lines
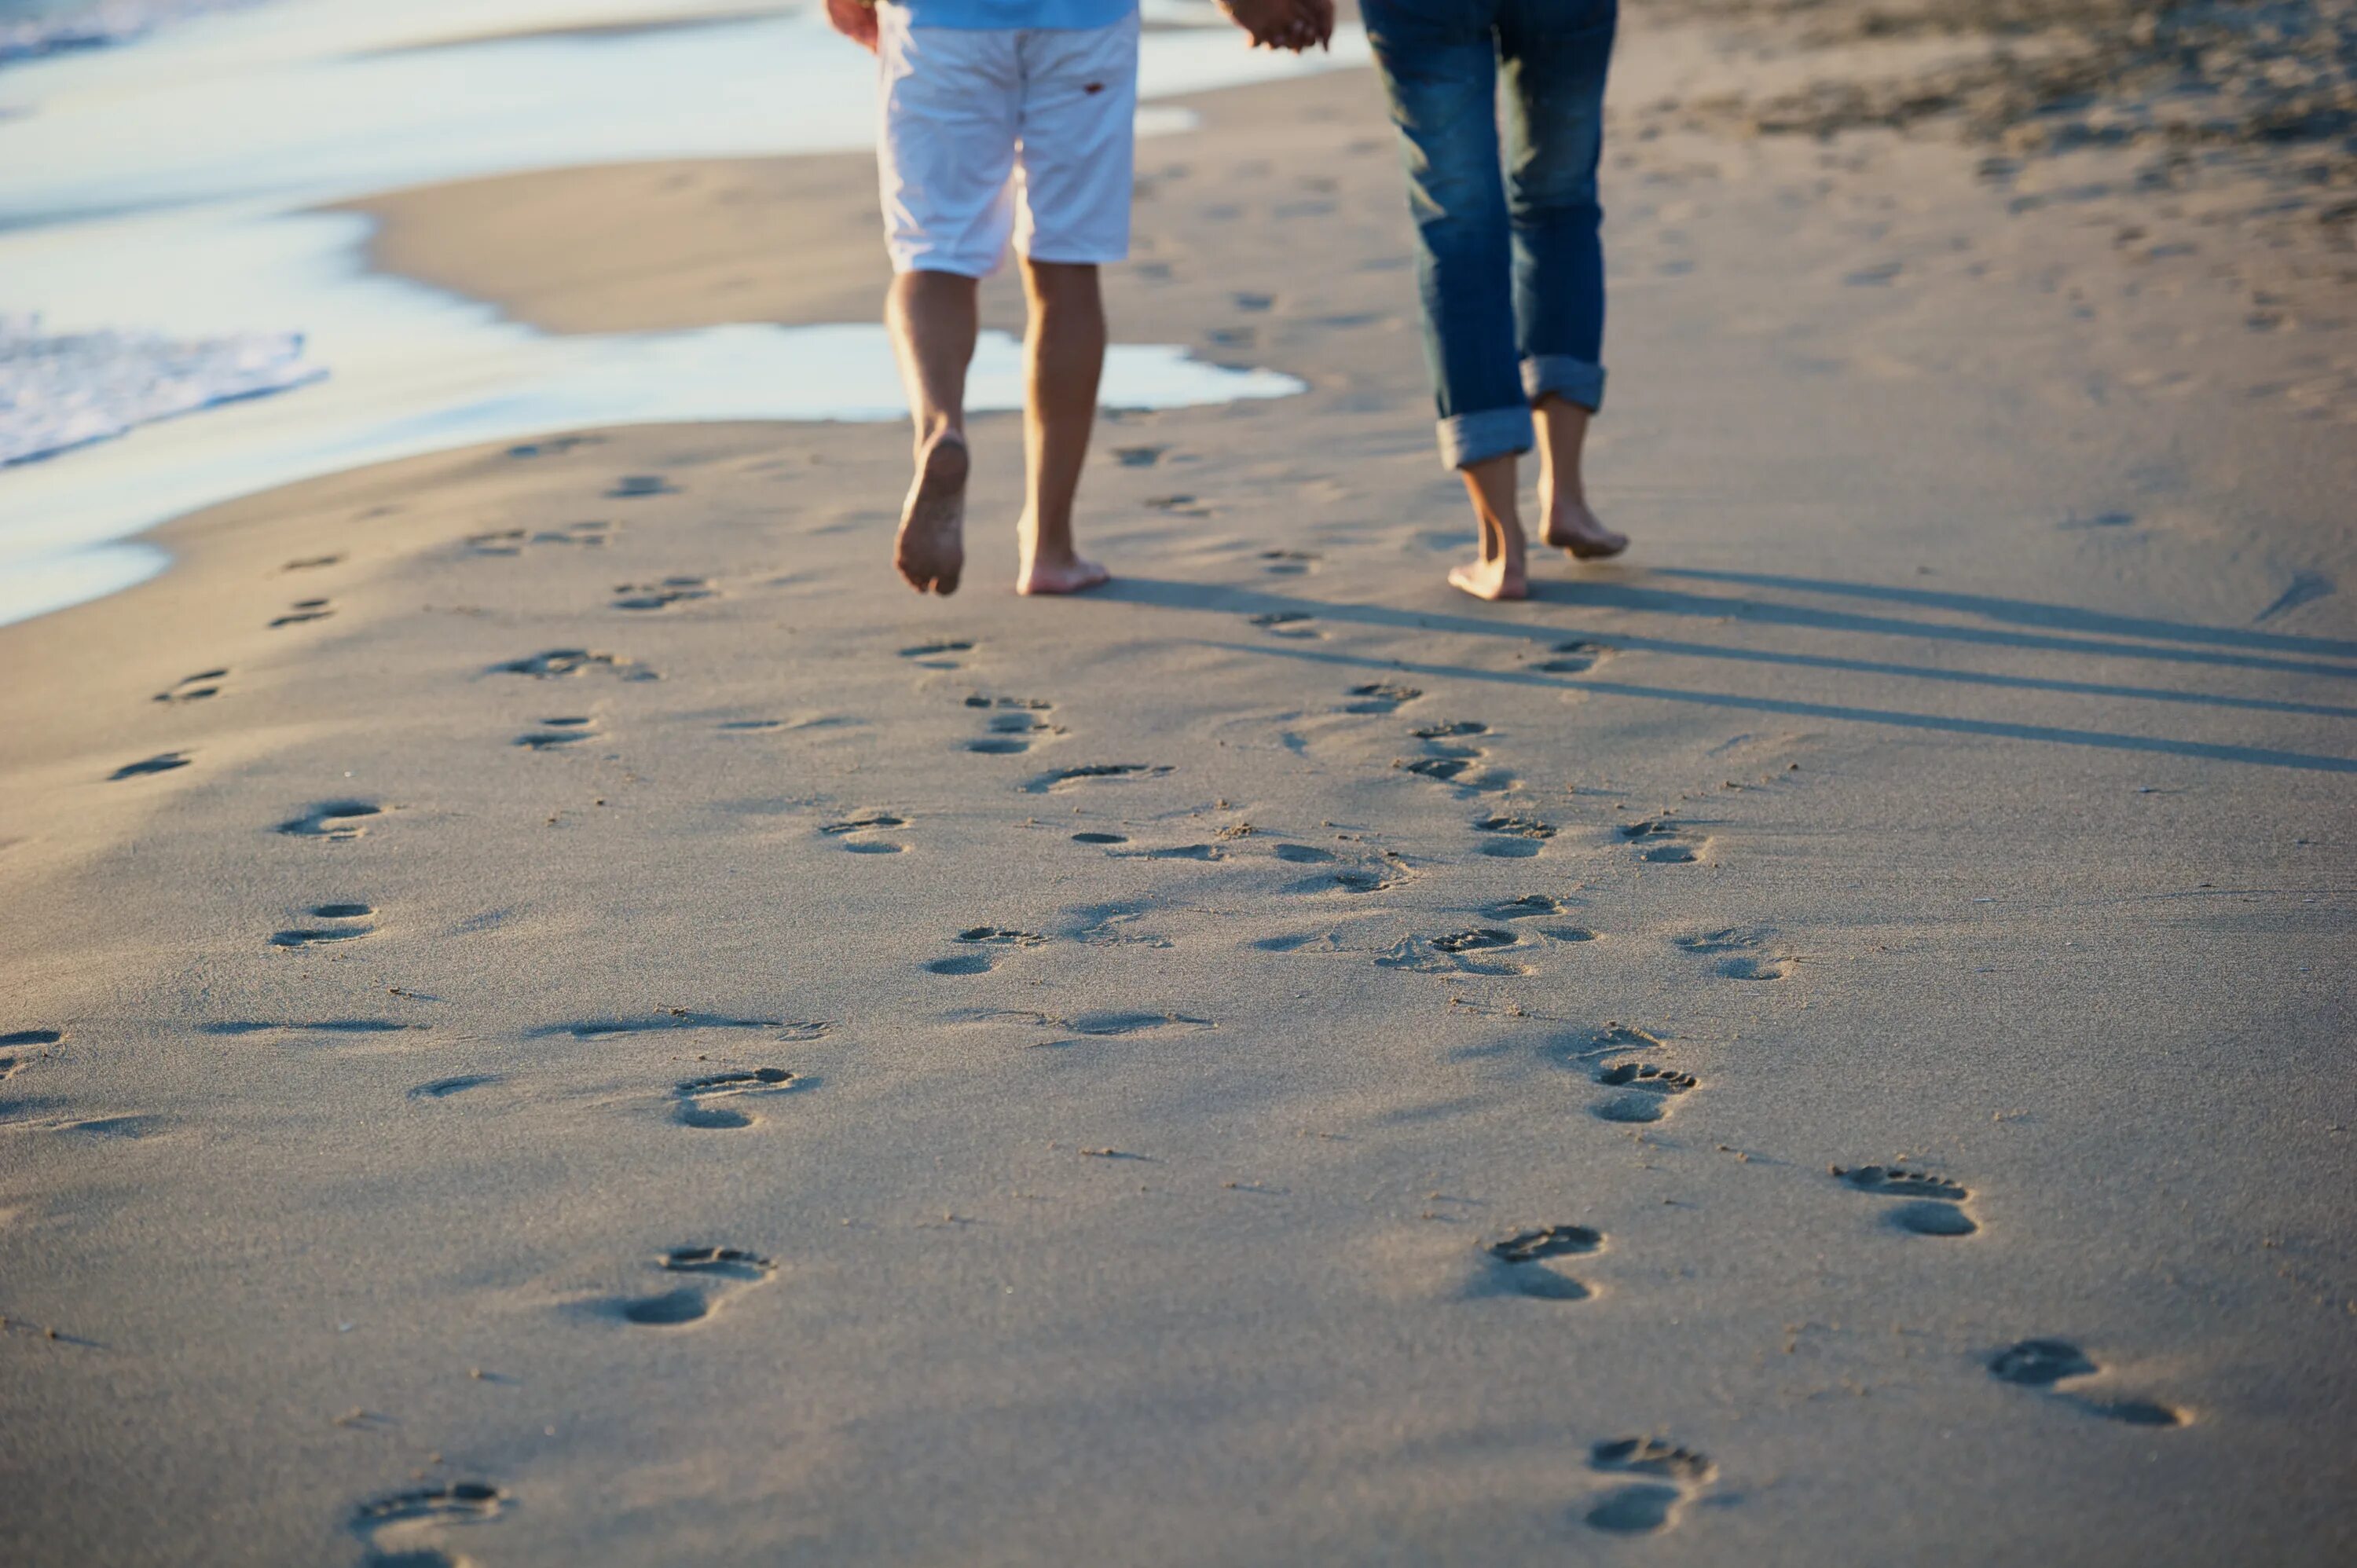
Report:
2,2,2354,1563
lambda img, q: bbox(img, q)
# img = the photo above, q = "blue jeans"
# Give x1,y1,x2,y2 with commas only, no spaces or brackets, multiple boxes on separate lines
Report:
1362,0,1616,469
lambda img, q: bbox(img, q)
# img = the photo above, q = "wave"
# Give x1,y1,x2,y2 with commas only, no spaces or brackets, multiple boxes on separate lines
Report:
0,314,324,467
0,0,263,66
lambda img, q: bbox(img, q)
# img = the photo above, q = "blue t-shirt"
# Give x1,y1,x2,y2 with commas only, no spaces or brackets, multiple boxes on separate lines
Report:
893,0,1135,28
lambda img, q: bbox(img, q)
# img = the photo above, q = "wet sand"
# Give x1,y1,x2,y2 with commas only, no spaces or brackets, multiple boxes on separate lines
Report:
2,9,2354,1565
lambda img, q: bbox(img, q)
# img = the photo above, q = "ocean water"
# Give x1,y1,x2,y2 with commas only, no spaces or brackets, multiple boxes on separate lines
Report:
0,0,1369,625
0,0,262,63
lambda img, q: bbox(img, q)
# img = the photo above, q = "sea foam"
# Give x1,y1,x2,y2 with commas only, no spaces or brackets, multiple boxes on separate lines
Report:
0,314,324,467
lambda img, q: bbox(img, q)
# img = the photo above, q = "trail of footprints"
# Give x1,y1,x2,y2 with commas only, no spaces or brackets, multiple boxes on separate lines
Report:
152,628,2170,1540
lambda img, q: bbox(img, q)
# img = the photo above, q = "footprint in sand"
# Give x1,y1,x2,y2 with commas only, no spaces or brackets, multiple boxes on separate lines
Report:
1482,1225,1601,1301
1473,813,1555,859
1377,928,1531,976
1248,610,1321,639
515,715,598,750
1396,722,1512,794
280,553,342,571
607,473,678,498
277,800,383,839
533,1012,827,1041
467,527,529,555
493,648,654,682
1531,639,1612,675
673,1067,800,1129
1272,841,1334,863
110,751,191,781
1545,1022,1670,1072
270,903,376,949
820,812,909,853
1343,682,1421,716
1111,445,1169,467
1259,549,1319,577
610,576,713,611
467,518,613,555
1022,763,1171,795
1585,1438,1714,1535
269,598,334,628
1113,842,1226,862
350,1479,507,1566
1031,1010,1213,1044
1591,1061,1699,1123
926,926,1045,974
1989,1339,2184,1427
900,638,973,670
1834,1164,1979,1236
1327,863,1405,894
507,434,602,459
2,1029,62,1086
1674,928,1787,980
1072,829,1130,846
1618,818,1706,864
1483,895,1596,942
1144,493,1212,517
153,668,226,704
610,1246,775,1327
409,1073,499,1100
206,1019,422,1039
967,705,1062,756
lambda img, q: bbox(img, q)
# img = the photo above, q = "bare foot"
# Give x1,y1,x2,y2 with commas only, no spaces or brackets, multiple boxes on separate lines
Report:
1448,556,1527,601
1017,552,1111,595
895,431,969,595
1541,500,1628,561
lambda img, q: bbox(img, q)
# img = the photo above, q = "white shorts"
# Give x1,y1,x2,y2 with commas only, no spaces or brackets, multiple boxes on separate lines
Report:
876,8,1140,277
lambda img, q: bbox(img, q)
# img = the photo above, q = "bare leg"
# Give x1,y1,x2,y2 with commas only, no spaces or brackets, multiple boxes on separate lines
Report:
1448,452,1530,602
885,269,978,595
1534,395,1627,560
1015,258,1110,595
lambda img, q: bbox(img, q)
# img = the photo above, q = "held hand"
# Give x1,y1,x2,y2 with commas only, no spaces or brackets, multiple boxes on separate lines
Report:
825,0,879,52
1288,0,1336,52
1219,0,1329,53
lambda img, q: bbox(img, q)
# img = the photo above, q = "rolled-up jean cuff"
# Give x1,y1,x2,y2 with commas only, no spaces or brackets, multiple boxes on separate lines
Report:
1523,355,1607,412
1438,405,1535,470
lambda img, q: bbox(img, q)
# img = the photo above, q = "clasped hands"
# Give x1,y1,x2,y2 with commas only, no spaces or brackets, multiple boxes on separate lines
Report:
822,0,1332,54
1218,0,1334,53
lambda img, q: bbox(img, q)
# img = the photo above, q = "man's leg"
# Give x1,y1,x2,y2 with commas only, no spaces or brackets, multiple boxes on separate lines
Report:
1501,0,1626,561
1015,258,1109,595
886,268,979,595
877,10,1018,595
1003,13,1137,596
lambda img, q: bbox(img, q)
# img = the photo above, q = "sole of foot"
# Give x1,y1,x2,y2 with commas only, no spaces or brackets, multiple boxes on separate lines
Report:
896,434,969,596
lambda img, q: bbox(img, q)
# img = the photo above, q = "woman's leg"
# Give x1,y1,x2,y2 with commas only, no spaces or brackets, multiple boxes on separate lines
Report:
1500,0,1626,561
1363,0,1534,600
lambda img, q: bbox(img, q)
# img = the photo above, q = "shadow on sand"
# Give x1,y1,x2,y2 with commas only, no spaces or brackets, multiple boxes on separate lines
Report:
1096,573,2357,775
